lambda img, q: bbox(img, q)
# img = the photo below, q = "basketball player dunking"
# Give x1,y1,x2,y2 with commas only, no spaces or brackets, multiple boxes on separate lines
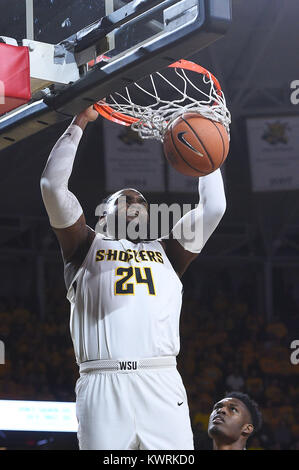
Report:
40,106,226,450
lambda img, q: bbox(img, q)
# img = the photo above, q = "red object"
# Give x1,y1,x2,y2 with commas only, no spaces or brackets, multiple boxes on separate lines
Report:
0,44,31,115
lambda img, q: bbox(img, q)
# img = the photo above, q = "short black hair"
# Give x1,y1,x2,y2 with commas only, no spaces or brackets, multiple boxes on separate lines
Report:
225,391,263,435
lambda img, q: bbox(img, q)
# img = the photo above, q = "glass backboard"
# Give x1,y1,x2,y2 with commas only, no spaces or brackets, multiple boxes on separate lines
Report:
0,0,27,43
101,0,200,61
0,0,106,44
0,0,232,150
32,0,106,44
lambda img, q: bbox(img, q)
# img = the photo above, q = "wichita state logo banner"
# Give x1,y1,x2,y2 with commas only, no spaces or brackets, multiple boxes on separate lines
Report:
246,116,299,192
103,120,165,192
167,158,227,193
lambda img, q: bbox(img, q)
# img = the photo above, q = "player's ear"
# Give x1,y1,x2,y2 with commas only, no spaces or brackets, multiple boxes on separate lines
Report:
241,423,254,438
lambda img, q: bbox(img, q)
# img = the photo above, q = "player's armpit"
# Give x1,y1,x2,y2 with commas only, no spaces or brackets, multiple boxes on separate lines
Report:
161,170,226,277
53,214,96,264
158,238,199,278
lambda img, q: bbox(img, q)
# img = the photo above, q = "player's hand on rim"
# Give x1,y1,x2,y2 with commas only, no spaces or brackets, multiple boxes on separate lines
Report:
74,105,99,130
80,105,99,122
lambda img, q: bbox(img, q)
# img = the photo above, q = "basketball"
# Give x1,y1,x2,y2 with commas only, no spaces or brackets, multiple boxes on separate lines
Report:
163,113,230,177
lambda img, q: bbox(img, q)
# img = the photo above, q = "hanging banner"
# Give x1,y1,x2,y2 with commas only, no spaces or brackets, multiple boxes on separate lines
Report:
246,116,299,192
167,163,227,193
167,166,199,193
103,120,165,192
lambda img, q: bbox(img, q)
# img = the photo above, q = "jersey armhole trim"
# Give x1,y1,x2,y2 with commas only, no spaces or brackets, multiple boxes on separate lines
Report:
155,238,183,287
67,231,103,291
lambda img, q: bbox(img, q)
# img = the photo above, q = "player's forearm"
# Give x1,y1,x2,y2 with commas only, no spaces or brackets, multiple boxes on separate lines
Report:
199,168,226,220
171,168,226,253
73,114,90,131
199,168,226,246
40,122,84,229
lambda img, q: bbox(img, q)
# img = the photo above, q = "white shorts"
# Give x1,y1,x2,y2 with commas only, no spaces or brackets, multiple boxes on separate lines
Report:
75,356,194,450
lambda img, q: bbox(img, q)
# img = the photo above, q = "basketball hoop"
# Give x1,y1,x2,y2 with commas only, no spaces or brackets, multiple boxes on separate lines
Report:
94,59,231,141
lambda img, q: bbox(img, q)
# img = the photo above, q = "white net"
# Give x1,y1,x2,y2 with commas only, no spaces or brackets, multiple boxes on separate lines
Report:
97,65,231,141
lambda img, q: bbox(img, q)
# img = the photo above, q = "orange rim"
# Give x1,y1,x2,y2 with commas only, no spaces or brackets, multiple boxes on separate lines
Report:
94,59,223,126
94,101,139,126
168,59,223,96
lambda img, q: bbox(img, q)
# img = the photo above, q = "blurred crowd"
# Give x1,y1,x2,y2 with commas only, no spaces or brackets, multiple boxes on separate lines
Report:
0,263,299,450
178,268,299,450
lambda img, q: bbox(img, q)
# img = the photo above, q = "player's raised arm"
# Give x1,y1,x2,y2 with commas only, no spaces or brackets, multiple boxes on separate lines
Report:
40,106,98,264
160,168,226,278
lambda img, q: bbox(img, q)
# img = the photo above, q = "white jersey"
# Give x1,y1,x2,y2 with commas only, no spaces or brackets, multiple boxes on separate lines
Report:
66,234,183,364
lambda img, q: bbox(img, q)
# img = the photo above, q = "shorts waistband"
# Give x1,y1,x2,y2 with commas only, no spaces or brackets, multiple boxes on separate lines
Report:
79,356,177,374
